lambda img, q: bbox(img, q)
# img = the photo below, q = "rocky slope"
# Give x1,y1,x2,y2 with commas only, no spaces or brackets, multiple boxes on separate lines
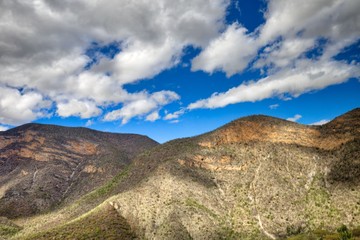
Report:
94,108,359,240
0,123,158,219
4,108,360,240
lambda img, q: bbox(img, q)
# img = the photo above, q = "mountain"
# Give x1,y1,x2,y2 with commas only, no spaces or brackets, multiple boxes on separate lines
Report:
0,123,158,219
3,109,360,240
94,108,359,240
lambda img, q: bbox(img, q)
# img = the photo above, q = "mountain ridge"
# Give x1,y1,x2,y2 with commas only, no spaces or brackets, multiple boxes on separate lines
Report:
4,122,153,140
0,123,158,219
1,108,360,239
96,107,360,239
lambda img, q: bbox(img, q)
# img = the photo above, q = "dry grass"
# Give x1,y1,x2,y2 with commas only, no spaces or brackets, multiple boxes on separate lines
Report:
23,204,136,240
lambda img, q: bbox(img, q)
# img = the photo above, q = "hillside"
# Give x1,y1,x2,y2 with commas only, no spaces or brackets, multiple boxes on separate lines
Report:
0,123,158,219
99,108,359,239
4,108,360,240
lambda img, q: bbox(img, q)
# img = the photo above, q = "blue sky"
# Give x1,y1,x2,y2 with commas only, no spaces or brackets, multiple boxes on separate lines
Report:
0,0,359,143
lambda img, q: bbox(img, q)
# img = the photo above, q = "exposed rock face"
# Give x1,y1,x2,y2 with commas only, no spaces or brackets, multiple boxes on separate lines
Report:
0,124,158,218
102,108,360,239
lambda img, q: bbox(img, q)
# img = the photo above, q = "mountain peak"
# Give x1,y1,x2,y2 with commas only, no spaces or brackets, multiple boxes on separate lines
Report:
0,123,158,218
198,108,360,150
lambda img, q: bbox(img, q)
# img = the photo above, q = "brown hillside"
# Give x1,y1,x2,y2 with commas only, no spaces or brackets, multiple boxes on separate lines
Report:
7,108,360,240
95,108,360,239
198,112,357,150
0,124,158,219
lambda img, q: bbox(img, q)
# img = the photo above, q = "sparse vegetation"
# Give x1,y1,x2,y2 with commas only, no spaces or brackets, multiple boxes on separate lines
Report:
287,225,360,240
338,225,353,240
0,217,22,238
24,205,136,240
1,109,360,239
0,224,21,237
81,166,131,201
185,198,217,219
0,123,158,219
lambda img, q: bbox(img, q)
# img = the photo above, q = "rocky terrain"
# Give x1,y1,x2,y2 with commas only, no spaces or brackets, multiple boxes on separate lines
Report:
0,124,158,219
1,108,360,239
97,108,359,240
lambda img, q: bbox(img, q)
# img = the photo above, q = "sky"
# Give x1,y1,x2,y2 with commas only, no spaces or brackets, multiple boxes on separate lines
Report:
0,0,359,143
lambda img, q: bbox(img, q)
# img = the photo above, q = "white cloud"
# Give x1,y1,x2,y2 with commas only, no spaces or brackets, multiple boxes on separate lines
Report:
0,125,9,131
225,0,360,75
57,99,102,119
256,38,315,68
0,87,50,125
188,59,360,109
191,23,258,76
92,40,182,85
269,104,279,110
189,0,360,110
60,72,124,104
85,120,94,127
287,114,302,122
164,108,186,120
1,0,359,125
145,111,160,122
260,0,360,44
310,119,330,125
104,91,179,124
0,0,229,126
255,0,360,70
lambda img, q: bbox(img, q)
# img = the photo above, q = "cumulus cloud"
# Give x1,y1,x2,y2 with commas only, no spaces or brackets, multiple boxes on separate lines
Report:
191,23,258,76
145,111,160,122
0,86,51,125
255,0,360,69
164,108,186,120
0,0,229,126
1,0,359,125
57,99,102,119
188,0,360,109
104,91,179,124
287,114,302,122
255,38,315,69
189,59,359,109
260,0,360,44
108,40,182,85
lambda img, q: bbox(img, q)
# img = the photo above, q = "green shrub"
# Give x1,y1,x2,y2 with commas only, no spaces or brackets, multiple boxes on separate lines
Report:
0,224,21,237
337,225,352,240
